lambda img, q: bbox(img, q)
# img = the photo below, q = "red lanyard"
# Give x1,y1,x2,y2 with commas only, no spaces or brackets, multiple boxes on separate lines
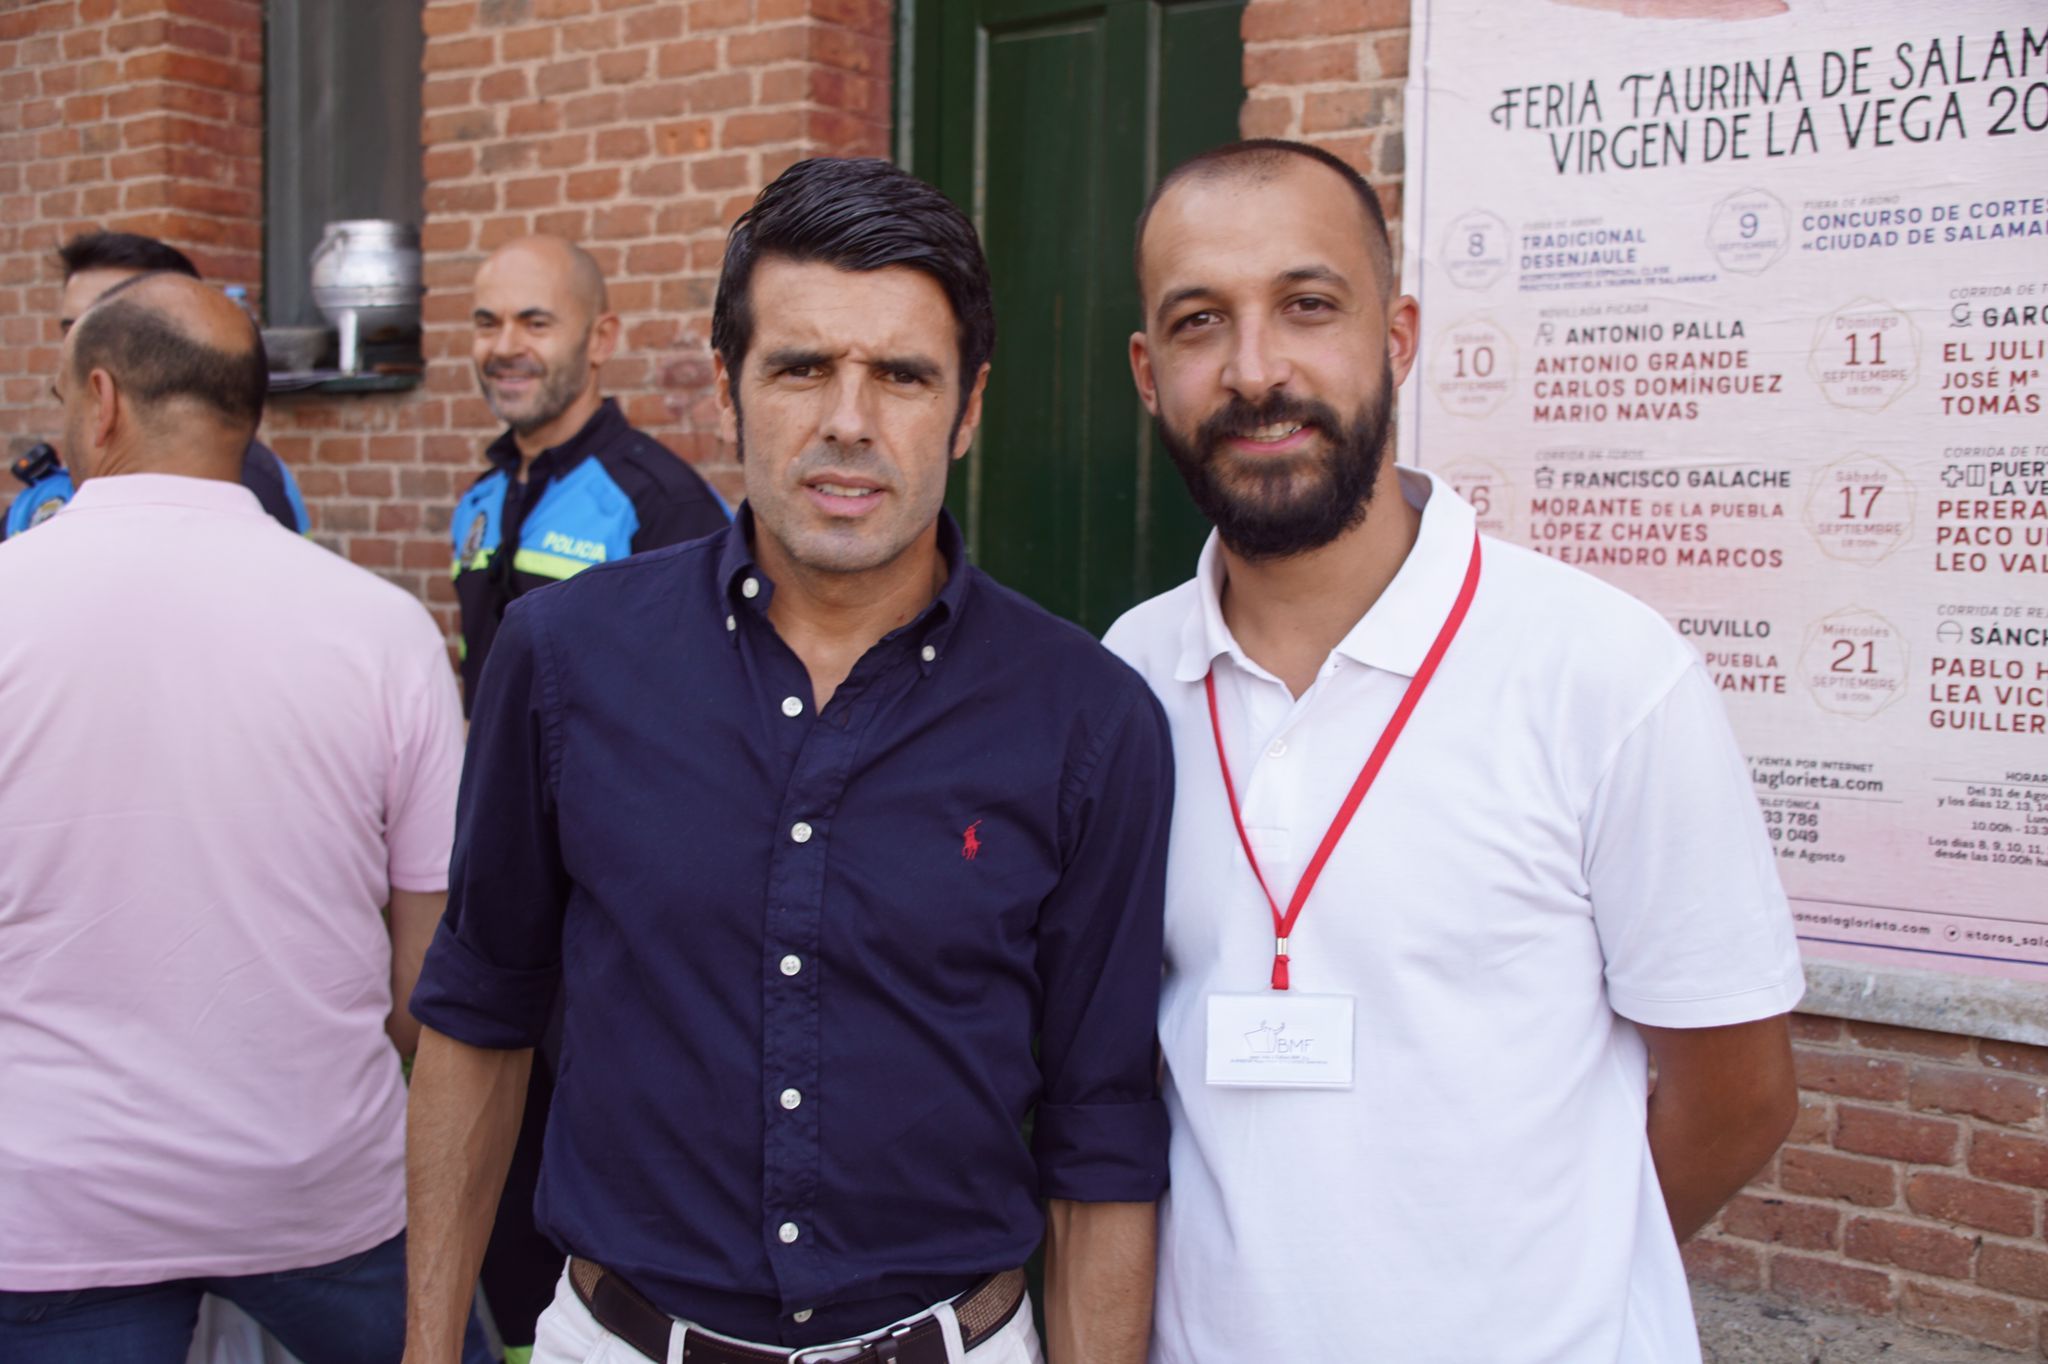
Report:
1206,533,1482,991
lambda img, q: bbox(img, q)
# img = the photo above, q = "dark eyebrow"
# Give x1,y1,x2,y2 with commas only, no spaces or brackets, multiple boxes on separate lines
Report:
870,355,940,383
760,347,833,372
1279,264,1350,290
1154,285,1218,327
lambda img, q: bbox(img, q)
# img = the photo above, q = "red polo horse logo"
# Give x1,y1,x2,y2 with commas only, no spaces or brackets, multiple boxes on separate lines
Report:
962,820,983,861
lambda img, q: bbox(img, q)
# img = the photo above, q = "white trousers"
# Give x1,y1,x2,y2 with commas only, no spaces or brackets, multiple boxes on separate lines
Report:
530,1266,1043,1364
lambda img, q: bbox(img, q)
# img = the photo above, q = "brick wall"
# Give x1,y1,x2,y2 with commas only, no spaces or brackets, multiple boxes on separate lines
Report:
1687,1020,2048,1354
1238,0,1409,242
279,0,892,636
3,0,891,638
0,0,264,450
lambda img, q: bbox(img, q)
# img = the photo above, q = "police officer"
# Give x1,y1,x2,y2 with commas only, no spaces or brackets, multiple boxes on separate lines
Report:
453,235,729,710
453,235,730,1357
5,232,308,539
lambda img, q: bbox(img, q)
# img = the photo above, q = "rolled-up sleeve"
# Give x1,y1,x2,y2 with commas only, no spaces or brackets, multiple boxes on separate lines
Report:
410,597,570,1050
1032,677,1174,1202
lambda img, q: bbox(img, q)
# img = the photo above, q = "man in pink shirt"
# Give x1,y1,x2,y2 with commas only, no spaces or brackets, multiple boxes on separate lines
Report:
0,273,464,1362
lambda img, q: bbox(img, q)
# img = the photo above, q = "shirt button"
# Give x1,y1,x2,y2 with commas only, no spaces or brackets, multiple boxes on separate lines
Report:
921,645,936,663
725,614,736,632
779,1087,802,1110
780,696,804,718
778,1221,800,1244
790,821,813,844
792,1309,814,1324
742,576,761,599
779,954,803,976
1268,739,1287,757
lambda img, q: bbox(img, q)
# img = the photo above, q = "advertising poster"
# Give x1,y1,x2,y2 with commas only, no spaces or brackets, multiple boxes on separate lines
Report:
1402,0,2048,981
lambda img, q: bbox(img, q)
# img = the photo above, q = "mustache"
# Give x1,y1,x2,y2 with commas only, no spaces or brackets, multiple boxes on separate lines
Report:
483,358,545,380
789,446,900,489
1194,393,1345,452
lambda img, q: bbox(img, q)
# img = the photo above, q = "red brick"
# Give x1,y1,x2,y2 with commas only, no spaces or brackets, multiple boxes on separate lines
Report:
501,27,554,61
1848,1021,1973,1060
565,167,620,202
424,36,495,73
479,68,528,102
1681,1238,1762,1293
1719,1194,1838,1250
1898,1282,2036,1353
1970,1132,2048,1190
1245,41,1358,87
1302,85,1396,134
1779,1149,1896,1208
1241,95,1296,138
558,16,619,52
1243,0,1407,43
1786,1098,1829,1146
535,58,591,96
1770,1254,1894,1316
1910,1065,2045,1125
1981,1040,2048,1077
1906,1173,2038,1237
1795,1049,1907,1102
596,48,647,84
1795,1014,1846,1047
1374,33,1409,79
1979,1242,2048,1301
1834,1105,1961,1166
1843,1216,1975,1279
724,109,804,147
658,38,718,77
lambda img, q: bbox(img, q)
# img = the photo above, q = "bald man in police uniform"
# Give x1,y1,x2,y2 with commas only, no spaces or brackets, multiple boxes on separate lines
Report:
453,236,728,710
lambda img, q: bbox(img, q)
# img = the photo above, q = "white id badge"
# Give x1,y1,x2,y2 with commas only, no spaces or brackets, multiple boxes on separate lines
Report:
1205,992,1356,1089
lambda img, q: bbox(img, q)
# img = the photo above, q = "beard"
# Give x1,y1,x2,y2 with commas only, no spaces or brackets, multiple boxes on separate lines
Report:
479,333,591,436
1156,367,1395,562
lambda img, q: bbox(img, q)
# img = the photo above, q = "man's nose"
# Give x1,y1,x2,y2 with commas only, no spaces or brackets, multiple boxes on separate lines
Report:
1220,316,1291,401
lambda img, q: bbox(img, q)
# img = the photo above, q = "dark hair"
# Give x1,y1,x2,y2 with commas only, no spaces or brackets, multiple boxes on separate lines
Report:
1134,138,1395,300
70,274,267,432
59,231,201,281
711,157,995,396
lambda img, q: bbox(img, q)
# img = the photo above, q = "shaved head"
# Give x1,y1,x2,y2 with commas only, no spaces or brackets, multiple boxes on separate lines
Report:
1135,139,1395,305
479,235,609,321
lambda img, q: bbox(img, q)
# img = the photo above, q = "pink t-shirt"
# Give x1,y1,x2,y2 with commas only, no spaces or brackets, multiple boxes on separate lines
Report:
0,474,465,1289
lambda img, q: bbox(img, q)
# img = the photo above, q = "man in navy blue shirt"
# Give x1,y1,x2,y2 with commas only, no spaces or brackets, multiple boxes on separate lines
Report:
404,160,1172,1364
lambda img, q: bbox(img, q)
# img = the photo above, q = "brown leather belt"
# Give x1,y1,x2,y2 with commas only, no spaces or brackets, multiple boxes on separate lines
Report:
568,1257,1027,1364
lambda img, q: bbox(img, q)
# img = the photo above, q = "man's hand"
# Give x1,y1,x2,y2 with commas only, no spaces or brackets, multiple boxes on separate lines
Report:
384,889,446,1059
1043,1199,1156,1364
1641,1014,1798,1241
401,1027,532,1364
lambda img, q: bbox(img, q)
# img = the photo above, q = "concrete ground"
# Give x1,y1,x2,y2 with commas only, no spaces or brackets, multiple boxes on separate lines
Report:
1695,1284,2031,1363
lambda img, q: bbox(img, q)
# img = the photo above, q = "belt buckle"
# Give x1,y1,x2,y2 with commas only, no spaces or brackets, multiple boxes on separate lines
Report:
790,1322,914,1364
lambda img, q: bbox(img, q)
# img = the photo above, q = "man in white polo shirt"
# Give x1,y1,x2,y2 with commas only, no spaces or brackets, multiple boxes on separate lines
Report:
1105,139,1806,1362
0,272,464,1362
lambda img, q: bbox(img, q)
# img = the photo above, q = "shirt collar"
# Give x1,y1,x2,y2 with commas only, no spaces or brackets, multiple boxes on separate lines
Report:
484,397,625,480
716,506,973,671
1173,466,1478,683
62,472,266,518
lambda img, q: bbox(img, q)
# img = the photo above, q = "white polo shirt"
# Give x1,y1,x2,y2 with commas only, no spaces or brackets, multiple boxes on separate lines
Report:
1105,468,1805,1364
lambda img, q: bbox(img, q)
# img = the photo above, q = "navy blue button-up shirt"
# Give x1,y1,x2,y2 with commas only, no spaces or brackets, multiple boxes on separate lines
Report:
412,511,1172,1346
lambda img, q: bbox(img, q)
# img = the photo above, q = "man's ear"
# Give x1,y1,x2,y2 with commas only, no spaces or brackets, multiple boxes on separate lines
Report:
87,368,121,451
587,312,623,371
951,363,991,461
1385,294,1421,389
713,352,739,446
1128,332,1160,417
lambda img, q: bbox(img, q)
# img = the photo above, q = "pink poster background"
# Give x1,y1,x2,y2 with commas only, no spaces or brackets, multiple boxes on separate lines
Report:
1402,0,2048,982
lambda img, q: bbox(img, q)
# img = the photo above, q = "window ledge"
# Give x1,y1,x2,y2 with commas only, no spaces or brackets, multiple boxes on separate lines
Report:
268,370,422,397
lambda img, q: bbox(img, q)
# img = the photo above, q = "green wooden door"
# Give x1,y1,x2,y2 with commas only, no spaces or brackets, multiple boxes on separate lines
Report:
904,0,1246,633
